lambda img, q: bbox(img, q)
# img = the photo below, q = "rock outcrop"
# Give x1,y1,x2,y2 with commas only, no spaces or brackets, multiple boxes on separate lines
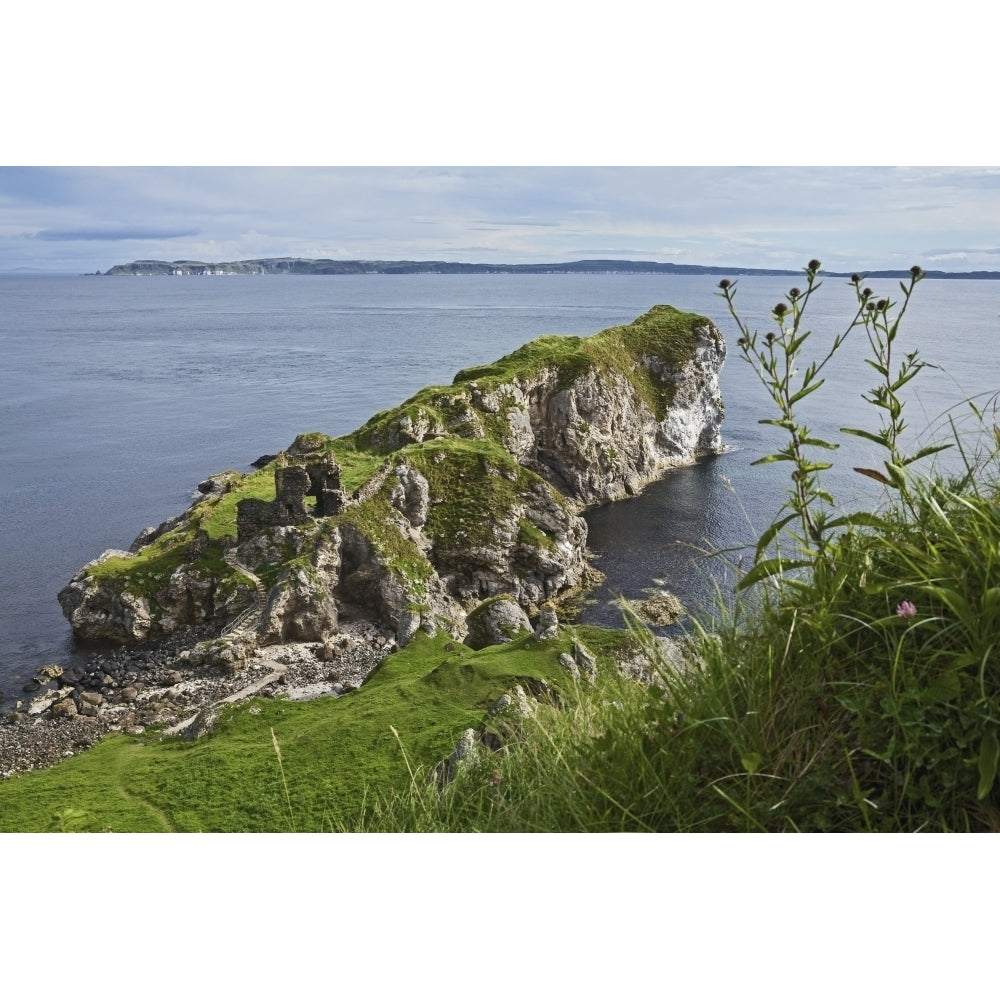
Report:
59,306,725,652
465,596,533,650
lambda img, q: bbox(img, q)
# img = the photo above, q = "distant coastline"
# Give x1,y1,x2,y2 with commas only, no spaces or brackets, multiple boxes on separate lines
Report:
100,258,1000,280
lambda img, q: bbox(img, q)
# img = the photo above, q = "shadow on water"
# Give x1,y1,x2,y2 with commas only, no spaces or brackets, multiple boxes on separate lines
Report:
579,452,767,635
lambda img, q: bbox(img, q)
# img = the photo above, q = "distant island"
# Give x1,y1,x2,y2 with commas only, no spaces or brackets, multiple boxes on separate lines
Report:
101,257,1000,279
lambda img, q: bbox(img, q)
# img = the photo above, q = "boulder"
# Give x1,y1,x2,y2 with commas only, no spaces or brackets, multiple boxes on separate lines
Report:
50,698,78,719
533,602,559,641
57,550,153,643
433,727,485,785
465,596,532,650
634,591,686,626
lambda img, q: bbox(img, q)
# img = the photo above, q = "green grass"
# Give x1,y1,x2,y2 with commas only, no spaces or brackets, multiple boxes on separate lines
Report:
0,627,636,832
402,437,564,554
453,304,713,418
334,488,435,590
32,450,1000,832
355,461,1000,832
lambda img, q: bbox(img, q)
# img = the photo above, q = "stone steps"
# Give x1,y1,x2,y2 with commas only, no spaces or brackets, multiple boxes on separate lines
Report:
222,548,269,637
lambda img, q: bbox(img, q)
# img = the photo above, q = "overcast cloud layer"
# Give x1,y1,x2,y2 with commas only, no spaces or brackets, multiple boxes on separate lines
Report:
3,166,1000,274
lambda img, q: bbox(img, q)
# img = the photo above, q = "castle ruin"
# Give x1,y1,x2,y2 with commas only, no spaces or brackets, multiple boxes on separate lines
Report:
236,456,349,542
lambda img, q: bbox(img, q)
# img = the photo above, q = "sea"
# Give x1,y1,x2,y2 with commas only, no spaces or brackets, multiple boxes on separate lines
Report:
2,271,998,704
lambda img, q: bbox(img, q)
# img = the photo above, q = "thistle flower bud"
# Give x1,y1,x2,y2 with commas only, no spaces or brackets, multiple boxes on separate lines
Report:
773,302,789,317
718,279,732,289
789,287,801,300
910,265,923,278
808,259,821,273
877,299,889,311
851,273,862,284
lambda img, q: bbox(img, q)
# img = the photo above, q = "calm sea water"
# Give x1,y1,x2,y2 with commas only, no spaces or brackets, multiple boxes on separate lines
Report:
2,272,998,700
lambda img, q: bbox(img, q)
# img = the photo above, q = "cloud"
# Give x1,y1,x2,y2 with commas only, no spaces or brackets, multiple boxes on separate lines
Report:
33,226,200,241
925,246,1000,258
5,167,1000,273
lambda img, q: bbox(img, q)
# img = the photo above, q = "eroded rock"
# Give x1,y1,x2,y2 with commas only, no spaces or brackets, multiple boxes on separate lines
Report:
60,307,725,658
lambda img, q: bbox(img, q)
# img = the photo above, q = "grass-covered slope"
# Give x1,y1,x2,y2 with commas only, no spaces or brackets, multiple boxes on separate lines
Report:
450,303,717,418
0,627,638,832
356,465,1000,833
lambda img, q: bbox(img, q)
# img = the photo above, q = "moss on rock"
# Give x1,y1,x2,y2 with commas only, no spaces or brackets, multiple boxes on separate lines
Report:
63,305,722,646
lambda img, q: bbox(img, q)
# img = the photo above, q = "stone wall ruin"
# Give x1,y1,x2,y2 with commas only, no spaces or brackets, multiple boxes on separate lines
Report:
236,456,349,542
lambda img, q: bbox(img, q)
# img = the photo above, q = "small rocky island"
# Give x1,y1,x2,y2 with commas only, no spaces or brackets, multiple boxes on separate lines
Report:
58,306,726,654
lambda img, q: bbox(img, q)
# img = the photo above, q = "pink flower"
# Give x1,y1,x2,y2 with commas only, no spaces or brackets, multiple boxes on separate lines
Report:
896,600,917,618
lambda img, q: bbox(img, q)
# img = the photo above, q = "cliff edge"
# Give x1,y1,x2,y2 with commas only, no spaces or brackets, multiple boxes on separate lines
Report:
58,306,725,650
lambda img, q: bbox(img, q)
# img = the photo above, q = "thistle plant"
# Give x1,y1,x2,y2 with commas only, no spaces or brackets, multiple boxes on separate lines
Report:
717,259,938,588
840,266,949,510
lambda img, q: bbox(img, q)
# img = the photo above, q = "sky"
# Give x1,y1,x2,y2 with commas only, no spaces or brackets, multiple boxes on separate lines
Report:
5,6,998,276
4,165,1000,274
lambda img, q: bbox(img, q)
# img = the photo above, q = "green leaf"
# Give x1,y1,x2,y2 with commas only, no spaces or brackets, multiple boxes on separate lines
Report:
901,443,952,466
925,584,974,622
853,467,893,486
824,511,887,532
841,426,890,447
754,512,799,559
736,557,811,591
788,382,825,405
787,332,810,355
889,368,922,392
921,670,962,705
741,752,762,775
884,462,906,487
977,730,1000,800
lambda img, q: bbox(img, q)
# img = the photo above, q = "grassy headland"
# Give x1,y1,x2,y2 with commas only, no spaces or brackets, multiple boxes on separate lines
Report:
11,267,999,832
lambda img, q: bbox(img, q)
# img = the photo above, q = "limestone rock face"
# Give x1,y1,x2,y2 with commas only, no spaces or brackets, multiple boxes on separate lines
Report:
389,464,430,528
239,523,342,645
472,314,726,508
158,564,217,633
335,517,467,647
259,563,339,645
60,306,725,652
58,550,154,642
58,549,242,645
428,475,589,611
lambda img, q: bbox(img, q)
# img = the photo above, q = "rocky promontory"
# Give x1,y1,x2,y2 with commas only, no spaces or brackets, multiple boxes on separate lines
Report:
58,306,726,654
